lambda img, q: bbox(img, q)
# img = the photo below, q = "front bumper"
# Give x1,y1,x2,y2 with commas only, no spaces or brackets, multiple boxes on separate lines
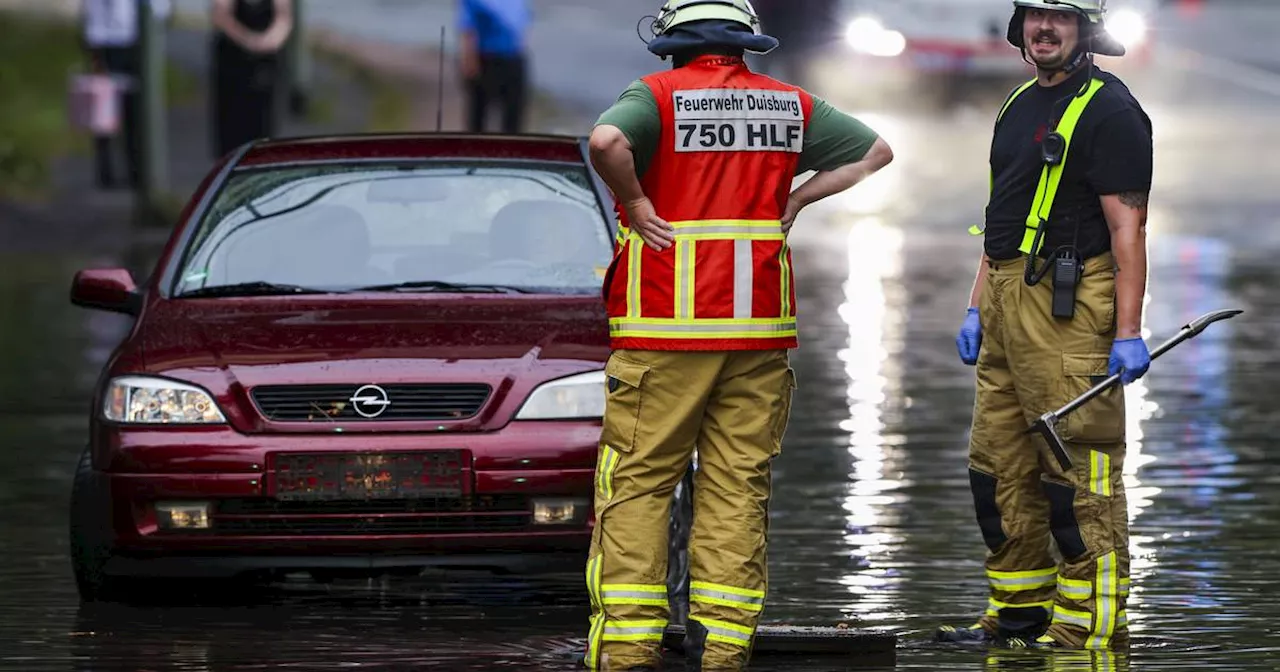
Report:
89,421,598,572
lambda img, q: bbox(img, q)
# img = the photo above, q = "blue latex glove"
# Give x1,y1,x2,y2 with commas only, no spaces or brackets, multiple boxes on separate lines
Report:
956,307,982,365
1109,337,1151,384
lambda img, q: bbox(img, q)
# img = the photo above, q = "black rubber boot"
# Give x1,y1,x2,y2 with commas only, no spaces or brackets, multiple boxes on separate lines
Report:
935,622,996,645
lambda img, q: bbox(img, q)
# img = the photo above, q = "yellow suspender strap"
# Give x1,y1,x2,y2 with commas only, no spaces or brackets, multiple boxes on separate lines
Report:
968,79,1038,236
1018,77,1106,255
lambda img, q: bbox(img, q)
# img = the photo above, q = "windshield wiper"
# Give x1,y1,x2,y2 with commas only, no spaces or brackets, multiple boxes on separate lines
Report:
350,281,531,294
178,281,335,298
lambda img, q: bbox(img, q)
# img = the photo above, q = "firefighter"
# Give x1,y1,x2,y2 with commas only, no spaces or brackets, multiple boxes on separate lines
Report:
938,0,1153,651
584,1,893,669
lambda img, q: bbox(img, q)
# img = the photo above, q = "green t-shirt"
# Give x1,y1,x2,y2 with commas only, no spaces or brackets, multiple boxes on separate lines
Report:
594,79,881,178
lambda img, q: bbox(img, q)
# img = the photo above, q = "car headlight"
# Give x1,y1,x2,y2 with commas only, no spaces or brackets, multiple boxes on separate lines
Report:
102,375,227,424
845,16,906,57
1105,9,1146,49
515,370,605,420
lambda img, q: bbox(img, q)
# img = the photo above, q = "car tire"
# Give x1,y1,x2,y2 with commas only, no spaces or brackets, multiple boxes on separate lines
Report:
68,447,129,603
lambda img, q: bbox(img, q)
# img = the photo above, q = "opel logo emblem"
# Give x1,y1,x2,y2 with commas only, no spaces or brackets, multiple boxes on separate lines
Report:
348,384,392,418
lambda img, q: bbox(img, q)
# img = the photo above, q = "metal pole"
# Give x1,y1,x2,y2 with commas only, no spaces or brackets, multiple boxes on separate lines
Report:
286,0,310,118
136,0,168,226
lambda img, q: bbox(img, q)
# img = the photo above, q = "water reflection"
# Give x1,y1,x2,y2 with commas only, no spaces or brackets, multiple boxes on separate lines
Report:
836,216,906,624
984,649,1131,671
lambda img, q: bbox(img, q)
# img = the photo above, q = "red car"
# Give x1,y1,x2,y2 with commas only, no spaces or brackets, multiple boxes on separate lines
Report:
67,133,620,602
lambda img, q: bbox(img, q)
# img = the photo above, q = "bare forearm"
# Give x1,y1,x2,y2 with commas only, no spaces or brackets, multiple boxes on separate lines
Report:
1102,191,1149,339
588,125,646,205
790,137,893,208
968,251,989,309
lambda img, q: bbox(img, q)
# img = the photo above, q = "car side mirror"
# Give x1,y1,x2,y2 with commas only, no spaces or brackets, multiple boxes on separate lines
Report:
70,268,142,316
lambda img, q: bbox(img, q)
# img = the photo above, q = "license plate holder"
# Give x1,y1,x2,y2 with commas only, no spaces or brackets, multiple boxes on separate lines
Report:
271,451,466,501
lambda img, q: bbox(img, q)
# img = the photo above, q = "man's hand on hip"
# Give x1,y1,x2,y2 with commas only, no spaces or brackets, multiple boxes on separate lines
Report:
624,197,675,251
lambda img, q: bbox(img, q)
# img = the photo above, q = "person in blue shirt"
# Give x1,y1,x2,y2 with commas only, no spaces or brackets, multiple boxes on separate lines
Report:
458,0,531,133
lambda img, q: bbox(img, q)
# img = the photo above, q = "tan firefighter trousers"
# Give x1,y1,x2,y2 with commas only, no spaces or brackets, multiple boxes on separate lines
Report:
584,348,796,671
969,252,1130,649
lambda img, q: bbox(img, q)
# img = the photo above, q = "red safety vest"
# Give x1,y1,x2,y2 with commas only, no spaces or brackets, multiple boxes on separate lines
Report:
602,55,814,352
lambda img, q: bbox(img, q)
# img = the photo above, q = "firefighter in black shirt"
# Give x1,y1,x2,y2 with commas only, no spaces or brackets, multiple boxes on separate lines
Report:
938,0,1153,651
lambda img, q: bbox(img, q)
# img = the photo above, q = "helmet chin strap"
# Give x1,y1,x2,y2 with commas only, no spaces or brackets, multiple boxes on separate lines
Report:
1020,42,1091,79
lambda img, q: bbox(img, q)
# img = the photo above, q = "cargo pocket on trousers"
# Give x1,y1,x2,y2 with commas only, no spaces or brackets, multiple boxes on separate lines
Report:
1059,353,1125,444
601,355,650,454
769,368,798,456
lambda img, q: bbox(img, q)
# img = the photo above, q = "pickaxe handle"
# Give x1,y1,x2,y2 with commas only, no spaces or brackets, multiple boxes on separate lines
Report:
1026,308,1244,471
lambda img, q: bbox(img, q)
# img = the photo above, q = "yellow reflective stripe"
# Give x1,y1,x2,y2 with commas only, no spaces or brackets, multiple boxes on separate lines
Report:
1117,610,1127,627
1058,575,1093,601
986,597,1055,616
1090,450,1112,497
970,78,1037,238
1120,578,1130,596
1052,605,1093,629
615,223,629,247
602,619,668,642
626,241,642,318
1020,78,1106,255
1085,551,1119,649
609,317,797,340
778,241,792,317
671,219,782,230
601,583,668,606
690,581,765,612
987,566,1057,591
675,239,695,320
690,616,754,647
585,555,605,669
597,445,621,503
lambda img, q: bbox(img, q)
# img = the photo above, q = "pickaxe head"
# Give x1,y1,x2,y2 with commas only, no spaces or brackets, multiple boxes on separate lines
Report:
1025,411,1074,472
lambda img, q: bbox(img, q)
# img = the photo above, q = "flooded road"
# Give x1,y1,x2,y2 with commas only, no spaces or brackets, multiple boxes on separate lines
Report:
5,3,1280,671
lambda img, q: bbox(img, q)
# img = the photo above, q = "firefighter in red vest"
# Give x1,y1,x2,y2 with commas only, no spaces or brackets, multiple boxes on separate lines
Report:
584,1,894,669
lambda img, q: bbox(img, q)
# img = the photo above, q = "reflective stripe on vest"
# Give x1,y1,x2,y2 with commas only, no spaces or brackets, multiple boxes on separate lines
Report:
612,218,795,341
967,77,1106,250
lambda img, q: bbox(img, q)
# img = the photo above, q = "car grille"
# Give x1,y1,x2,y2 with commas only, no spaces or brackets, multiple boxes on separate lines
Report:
212,496,535,536
250,383,491,422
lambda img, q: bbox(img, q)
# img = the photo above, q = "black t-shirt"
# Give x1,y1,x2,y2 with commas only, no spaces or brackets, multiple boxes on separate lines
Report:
983,66,1153,261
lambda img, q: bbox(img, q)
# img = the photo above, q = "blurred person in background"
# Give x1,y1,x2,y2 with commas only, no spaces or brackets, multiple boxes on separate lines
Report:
210,0,293,158
80,0,171,189
750,0,836,89
458,0,531,133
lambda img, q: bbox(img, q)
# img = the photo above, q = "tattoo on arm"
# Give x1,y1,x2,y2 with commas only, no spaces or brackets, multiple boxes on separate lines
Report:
1118,191,1149,209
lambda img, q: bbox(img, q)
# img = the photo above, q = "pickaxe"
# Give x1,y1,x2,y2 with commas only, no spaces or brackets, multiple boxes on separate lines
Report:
1027,308,1244,471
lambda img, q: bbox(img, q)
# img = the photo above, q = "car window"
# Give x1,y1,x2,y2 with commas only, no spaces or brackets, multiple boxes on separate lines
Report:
173,160,615,295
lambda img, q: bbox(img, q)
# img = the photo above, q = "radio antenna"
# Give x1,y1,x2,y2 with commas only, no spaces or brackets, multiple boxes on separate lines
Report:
436,25,446,131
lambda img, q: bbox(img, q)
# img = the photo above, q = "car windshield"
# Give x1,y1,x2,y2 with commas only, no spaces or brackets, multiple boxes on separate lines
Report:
172,160,615,296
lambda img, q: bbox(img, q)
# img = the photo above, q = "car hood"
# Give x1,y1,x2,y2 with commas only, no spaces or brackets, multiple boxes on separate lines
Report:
135,295,611,431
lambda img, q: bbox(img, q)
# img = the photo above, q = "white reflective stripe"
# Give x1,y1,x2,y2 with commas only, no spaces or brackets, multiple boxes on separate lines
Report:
986,596,1055,616
627,241,642,318
1057,575,1093,601
1119,578,1130,596
1085,552,1119,649
690,582,765,612
676,239,694,320
601,584,668,605
988,567,1057,591
691,616,754,647
1090,450,1112,496
610,319,796,336
734,239,753,319
1052,606,1093,629
602,620,668,641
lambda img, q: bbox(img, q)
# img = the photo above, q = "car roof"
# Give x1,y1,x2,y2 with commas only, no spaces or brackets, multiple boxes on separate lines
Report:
234,132,591,169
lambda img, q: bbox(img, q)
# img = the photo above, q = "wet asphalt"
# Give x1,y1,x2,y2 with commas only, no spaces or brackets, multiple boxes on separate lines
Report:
4,2,1280,670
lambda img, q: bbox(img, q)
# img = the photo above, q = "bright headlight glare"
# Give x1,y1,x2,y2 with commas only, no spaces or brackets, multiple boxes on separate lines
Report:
845,16,885,48
1105,9,1146,48
515,370,606,420
103,376,226,424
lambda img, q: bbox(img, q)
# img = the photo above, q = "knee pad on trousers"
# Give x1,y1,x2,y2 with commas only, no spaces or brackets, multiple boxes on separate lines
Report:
969,468,1008,551
995,604,1051,639
1042,479,1088,560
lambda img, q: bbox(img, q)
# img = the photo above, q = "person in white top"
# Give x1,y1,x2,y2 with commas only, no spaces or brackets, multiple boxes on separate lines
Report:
79,0,171,189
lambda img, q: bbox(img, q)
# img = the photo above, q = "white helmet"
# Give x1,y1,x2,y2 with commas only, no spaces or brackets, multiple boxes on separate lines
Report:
1007,0,1126,57
652,0,763,37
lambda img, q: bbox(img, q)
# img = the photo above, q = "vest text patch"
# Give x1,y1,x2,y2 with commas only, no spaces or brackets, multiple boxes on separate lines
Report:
671,88,805,154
